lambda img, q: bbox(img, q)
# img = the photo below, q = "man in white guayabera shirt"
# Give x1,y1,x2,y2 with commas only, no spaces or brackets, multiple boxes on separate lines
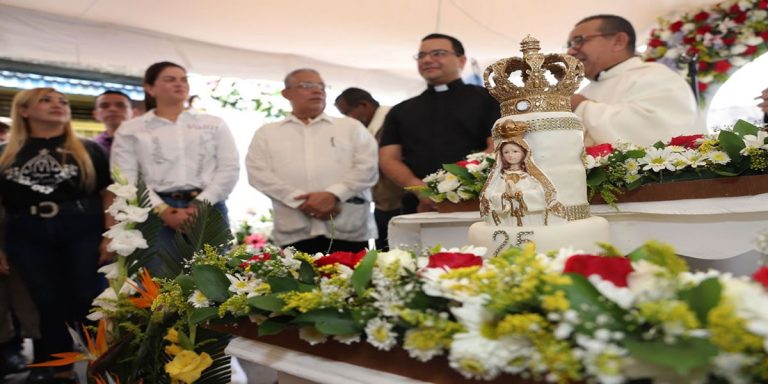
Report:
246,68,378,255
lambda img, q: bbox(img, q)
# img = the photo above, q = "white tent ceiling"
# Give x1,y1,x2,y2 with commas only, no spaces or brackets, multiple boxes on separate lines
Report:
0,0,721,99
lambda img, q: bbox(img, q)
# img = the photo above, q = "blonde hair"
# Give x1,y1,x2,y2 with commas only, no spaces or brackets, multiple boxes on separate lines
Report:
0,88,97,191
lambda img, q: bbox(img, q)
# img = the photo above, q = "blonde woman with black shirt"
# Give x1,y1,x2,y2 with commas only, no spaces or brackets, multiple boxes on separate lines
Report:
0,88,111,384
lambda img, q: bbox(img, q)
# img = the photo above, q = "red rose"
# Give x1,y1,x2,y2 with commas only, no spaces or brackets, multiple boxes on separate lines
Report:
693,11,710,22
761,30,768,41
759,0,768,9
456,159,480,168
721,36,736,46
696,25,712,35
239,252,272,268
669,134,704,148
754,266,768,288
733,12,748,24
698,82,708,92
314,250,367,268
713,60,732,74
698,61,709,71
427,252,483,269
729,3,741,13
669,20,684,33
646,58,657,62
586,143,614,157
647,38,664,48
744,45,758,55
563,255,633,287
683,36,698,45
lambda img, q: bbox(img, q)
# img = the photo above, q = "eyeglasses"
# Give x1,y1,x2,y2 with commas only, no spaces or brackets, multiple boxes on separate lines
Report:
288,82,326,90
413,49,459,60
566,33,617,49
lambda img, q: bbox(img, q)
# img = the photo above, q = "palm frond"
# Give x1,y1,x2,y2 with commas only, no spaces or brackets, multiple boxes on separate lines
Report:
194,328,232,384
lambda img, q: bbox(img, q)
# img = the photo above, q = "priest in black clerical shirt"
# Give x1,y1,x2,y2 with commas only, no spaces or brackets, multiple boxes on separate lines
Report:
379,33,501,214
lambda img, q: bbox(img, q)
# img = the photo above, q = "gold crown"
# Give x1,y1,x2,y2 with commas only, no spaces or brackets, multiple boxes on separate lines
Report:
492,119,528,142
484,35,584,116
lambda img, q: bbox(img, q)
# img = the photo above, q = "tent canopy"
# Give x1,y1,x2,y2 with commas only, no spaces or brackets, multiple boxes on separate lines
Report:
0,0,719,99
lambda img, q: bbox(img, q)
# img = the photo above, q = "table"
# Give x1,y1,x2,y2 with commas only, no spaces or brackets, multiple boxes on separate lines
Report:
388,194,768,275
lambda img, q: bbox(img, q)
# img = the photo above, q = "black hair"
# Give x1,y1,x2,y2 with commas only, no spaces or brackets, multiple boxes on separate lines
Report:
335,87,379,108
421,33,465,56
577,14,636,52
143,61,186,110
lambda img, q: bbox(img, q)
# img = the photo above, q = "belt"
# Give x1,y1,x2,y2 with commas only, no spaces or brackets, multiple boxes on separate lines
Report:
157,189,202,201
11,197,102,219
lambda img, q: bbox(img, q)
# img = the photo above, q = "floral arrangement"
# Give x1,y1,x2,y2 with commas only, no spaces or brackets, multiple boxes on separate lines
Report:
585,120,768,205
409,151,495,203
644,0,768,99
233,211,273,250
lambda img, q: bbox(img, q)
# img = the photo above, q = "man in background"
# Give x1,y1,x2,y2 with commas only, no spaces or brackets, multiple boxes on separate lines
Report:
566,14,701,146
247,69,378,254
92,90,133,154
379,33,500,214
336,88,402,250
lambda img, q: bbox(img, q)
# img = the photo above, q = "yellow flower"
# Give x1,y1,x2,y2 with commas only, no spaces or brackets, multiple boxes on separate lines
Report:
165,344,183,356
164,350,213,384
164,328,179,344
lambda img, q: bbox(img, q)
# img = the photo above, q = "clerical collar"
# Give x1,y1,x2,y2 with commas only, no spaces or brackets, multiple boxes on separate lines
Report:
428,78,464,92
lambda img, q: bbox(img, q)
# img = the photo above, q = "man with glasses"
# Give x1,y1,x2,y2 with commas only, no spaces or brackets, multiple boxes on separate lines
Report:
246,69,378,254
379,33,500,214
567,15,700,146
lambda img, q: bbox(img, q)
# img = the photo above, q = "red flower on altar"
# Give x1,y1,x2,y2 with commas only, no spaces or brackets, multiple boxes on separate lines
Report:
721,36,736,46
669,20,684,33
314,250,367,269
648,38,664,48
733,12,748,24
239,252,272,269
456,159,480,168
563,255,633,287
586,143,614,157
761,30,768,41
698,61,710,72
686,46,700,56
669,134,704,148
753,266,768,288
427,252,483,269
683,36,697,45
744,45,758,56
759,0,768,10
693,11,710,22
728,3,741,13
696,25,712,35
713,60,732,74
698,82,708,93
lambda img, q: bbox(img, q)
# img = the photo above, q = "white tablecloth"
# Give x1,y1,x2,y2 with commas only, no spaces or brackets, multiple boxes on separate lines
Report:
389,194,768,275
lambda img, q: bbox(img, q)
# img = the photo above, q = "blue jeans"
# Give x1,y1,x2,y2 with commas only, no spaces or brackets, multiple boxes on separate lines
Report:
145,198,230,276
5,211,104,367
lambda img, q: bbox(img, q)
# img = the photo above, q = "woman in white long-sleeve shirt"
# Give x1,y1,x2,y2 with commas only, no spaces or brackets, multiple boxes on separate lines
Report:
111,61,240,273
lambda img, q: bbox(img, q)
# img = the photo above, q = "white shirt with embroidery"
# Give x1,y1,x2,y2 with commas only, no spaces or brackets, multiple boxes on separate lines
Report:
110,110,240,207
245,113,379,246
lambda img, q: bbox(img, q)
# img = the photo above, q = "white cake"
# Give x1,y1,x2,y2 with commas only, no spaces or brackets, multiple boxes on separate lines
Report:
468,36,609,256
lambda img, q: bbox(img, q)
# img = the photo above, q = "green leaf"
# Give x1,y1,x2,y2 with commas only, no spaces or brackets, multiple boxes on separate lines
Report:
717,130,745,164
351,250,377,296
559,273,626,332
189,307,219,325
625,149,646,159
443,163,473,181
298,259,316,284
191,265,230,302
267,276,299,292
175,329,195,351
258,318,290,336
586,167,607,187
175,275,196,296
315,317,360,335
732,119,759,137
292,308,345,324
248,294,285,312
678,278,721,325
623,337,718,375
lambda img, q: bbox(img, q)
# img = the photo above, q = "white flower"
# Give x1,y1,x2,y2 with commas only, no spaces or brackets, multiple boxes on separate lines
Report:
707,150,731,165
624,173,641,183
624,158,640,175
588,275,635,309
712,353,755,384
445,191,461,203
627,260,676,303
97,261,120,280
188,290,211,308
456,186,475,200
640,147,675,172
740,131,768,154
729,56,749,67
682,150,708,168
376,249,416,272
743,34,764,46
436,174,460,193
583,155,600,170
107,182,138,200
87,287,119,321
113,205,151,223
364,318,397,350
404,329,444,362
751,10,768,22
106,198,129,219
226,274,264,297
420,268,486,302
719,276,768,340
666,152,690,171
681,22,696,33
730,43,748,55
104,224,148,256
298,326,328,345
333,333,361,345
537,247,582,273
423,171,443,183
